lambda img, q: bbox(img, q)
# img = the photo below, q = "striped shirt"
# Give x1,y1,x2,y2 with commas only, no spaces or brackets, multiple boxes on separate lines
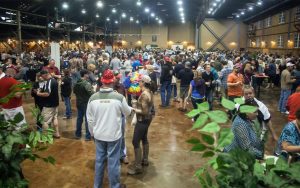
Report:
219,66,232,89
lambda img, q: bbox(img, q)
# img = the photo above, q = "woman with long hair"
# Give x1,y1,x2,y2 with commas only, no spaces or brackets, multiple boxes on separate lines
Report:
186,71,206,121
128,75,154,175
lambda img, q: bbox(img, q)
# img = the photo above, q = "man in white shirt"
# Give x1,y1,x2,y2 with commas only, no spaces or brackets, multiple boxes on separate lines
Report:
87,69,131,188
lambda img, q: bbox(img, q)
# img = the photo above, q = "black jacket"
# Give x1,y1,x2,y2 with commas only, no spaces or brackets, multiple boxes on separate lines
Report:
61,76,72,97
160,63,173,83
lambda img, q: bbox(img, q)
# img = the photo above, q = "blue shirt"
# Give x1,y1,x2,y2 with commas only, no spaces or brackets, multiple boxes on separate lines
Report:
132,60,141,72
276,122,300,155
224,115,263,159
190,80,205,99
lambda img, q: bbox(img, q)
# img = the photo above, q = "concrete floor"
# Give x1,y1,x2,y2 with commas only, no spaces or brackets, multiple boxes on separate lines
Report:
21,86,288,188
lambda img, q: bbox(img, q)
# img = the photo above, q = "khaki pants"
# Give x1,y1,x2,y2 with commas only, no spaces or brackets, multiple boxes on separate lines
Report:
41,107,59,136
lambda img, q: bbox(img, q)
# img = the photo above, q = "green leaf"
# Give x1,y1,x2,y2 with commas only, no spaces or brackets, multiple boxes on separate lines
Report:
191,143,207,152
202,151,215,158
47,156,56,165
197,102,209,112
205,170,213,186
234,97,245,105
194,167,205,177
202,134,214,145
199,122,220,133
208,157,218,170
254,161,265,177
29,132,35,142
217,128,234,149
191,114,208,130
186,109,200,118
275,157,289,170
239,105,258,113
13,112,24,124
186,138,200,144
2,144,12,159
206,110,228,124
6,134,24,145
221,97,235,110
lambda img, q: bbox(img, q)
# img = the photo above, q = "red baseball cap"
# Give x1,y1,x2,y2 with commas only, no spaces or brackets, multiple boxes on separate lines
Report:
101,69,115,84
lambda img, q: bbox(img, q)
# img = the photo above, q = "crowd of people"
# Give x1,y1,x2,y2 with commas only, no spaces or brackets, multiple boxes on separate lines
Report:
0,48,300,187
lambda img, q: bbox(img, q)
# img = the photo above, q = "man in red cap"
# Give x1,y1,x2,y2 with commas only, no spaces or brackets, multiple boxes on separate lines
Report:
87,69,131,188
160,56,173,108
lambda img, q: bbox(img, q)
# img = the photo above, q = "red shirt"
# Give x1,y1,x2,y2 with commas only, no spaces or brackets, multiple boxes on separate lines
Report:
0,77,22,109
287,92,300,121
43,66,60,76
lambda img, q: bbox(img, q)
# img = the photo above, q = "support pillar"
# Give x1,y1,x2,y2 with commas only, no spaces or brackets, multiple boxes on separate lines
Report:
195,23,199,49
237,21,240,50
17,10,22,53
46,12,50,42
82,21,86,49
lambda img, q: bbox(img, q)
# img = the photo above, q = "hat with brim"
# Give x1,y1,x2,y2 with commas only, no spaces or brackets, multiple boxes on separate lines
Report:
101,69,115,84
286,62,294,67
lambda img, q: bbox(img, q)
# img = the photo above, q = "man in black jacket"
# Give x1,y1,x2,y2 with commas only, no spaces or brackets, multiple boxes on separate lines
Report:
160,57,173,108
61,69,72,119
177,62,194,112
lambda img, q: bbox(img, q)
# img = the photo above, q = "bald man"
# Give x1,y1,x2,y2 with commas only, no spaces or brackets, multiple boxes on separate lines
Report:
237,85,278,141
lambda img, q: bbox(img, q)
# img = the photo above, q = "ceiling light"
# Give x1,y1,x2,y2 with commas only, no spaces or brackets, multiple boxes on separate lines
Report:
137,1,142,6
216,0,221,2
179,7,184,12
158,20,162,24
96,1,103,8
62,2,69,9
209,8,213,11
236,14,240,18
208,11,211,14
145,8,150,13
151,13,155,17
241,11,245,15
96,14,99,18
112,8,117,13
155,17,159,20
106,17,110,21
130,17,134,21
81,9,86,14
248,6,253,10
213,3,217,7
257,1,262,6
180,13,184,17
122,13,126,18
136,20,140,24
115,20,118,24
177,1,183,5
182,20,185,24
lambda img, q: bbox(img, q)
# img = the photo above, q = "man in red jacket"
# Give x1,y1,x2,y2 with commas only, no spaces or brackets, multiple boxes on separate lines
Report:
286,86,300,121
0,67,26,127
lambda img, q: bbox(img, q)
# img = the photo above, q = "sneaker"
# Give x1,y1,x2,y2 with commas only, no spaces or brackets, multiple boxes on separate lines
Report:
63,116,72,119
284,111,289,115
74,136,81,140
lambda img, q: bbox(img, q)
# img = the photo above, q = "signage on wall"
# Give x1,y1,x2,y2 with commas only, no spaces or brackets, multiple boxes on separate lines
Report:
171,45,183,51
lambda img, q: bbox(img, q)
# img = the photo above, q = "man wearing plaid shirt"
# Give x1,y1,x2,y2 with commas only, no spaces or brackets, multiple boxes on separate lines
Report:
219,61,232,99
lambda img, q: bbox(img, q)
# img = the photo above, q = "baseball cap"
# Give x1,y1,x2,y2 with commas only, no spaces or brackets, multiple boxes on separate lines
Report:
101,69,115,84
141,75,151,84
286,62,294,67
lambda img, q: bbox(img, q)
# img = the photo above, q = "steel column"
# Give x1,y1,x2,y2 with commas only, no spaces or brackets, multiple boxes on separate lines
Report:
17,10,22,53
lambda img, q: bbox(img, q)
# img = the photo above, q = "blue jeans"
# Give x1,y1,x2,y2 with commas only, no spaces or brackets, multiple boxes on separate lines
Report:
171,84,177,99
120,115,126,159
63,96,72,118
76,105,91,139
205,89,213,110
278,89,291,112
160,80,172,106
94,139,121,188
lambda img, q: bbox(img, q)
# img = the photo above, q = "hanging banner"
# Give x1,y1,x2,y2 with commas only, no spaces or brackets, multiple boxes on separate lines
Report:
50,42,60,68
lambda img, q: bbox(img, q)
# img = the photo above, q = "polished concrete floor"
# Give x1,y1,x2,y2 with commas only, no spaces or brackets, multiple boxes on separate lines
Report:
21,86,288,188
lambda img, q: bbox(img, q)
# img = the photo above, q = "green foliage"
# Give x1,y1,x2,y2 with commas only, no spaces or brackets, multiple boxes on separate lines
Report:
185,97,300,188
0,83,55,188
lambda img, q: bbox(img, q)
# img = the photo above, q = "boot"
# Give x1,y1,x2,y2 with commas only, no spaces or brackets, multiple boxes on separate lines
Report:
142,144,149,166
127,148,142,175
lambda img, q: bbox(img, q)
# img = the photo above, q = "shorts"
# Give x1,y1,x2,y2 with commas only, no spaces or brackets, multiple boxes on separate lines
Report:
2,106,27,127
180,86,189,99
42,107,58,125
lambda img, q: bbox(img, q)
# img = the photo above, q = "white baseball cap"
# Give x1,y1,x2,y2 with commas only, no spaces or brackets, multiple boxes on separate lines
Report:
286,62,294,67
